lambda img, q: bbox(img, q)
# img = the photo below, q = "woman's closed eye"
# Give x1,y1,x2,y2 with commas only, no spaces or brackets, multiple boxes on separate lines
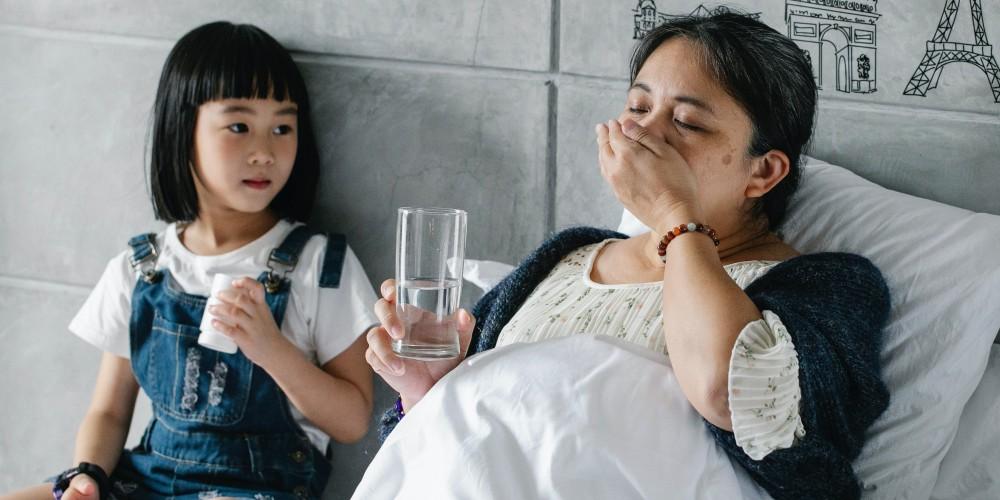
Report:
627,107,703,132
673,119,703,132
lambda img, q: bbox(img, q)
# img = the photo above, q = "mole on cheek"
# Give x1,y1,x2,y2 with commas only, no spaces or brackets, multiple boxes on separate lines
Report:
722,153,733,165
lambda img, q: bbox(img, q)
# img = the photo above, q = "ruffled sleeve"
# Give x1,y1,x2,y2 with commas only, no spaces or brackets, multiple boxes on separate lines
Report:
728,310,806,460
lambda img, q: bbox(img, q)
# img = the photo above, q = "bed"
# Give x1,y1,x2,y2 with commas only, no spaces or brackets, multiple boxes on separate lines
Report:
354,158,1000,499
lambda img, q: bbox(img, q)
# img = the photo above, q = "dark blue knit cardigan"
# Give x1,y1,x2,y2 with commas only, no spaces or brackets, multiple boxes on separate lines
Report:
380,227,891,500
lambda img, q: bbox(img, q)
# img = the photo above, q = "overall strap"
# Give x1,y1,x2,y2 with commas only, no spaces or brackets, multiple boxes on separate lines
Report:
264,225,316,293
319,233,347,289
264,225,349,292
127,233,160,283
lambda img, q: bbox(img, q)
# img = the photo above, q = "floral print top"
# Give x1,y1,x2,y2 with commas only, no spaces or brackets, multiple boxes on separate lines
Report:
496,239,806,460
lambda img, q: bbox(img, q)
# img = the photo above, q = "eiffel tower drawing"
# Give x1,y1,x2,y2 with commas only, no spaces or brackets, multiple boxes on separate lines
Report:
903,0,1000,103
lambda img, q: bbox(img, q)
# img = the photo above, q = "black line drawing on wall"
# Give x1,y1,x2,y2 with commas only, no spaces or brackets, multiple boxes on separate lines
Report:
633,1,760,40
903,0,1000,103
785,0,880,94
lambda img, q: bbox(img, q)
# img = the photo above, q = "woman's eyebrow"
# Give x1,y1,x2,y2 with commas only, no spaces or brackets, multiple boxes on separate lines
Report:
674,96,716,116
629,82,652,93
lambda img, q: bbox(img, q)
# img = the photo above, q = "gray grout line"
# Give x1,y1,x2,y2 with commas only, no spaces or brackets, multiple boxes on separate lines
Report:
544,0,561,234
292,50,551,82
817,99,1000,124
0,276,92,295
550,0,561,74
0,23,173,49
545,80,559,235
2,23,999,123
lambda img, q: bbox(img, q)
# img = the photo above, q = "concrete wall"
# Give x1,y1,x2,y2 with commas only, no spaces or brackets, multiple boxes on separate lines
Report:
2,0,998,497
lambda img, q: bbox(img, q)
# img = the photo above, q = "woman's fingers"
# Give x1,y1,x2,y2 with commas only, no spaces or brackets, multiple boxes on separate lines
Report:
606,118,635,154
456,309,476,359
366,326,405,375
380,279,396,301
365,346,391,375
374,298,404,340
620,118,666,156
596,122,614,162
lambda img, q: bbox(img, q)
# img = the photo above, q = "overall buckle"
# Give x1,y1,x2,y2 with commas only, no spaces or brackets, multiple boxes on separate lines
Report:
265,249,297,294
129,244,160,283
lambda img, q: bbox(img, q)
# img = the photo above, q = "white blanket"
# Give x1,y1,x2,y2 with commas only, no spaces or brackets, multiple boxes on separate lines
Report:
353,335,770,499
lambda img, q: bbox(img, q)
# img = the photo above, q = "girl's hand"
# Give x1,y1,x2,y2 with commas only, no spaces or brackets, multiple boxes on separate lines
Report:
210,278,289,367
60,474,99,500
596,118,704,234
365,279,475,412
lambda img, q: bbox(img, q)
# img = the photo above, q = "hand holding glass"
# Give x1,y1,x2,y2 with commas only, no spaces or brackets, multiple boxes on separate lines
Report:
393,207,467,360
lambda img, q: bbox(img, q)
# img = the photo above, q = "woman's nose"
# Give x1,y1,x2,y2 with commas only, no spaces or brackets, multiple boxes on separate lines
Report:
635,114,669,143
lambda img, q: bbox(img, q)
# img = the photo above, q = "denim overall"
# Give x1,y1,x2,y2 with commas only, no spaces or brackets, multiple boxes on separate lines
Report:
108,226,346,499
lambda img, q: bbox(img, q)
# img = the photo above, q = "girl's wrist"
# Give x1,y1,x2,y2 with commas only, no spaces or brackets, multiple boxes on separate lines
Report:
254,334,301,374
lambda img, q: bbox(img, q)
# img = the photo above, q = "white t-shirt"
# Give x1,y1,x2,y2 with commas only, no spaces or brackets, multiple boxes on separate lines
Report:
68,220,379,452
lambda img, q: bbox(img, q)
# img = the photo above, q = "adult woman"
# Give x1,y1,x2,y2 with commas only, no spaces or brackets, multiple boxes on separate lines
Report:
365,12,889,500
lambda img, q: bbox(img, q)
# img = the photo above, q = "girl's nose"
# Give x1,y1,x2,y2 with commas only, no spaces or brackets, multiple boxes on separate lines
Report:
248,145,275,166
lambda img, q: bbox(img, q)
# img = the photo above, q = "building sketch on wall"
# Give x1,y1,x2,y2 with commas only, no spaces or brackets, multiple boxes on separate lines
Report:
785,0,880,94
633,1,760,39
903,0,1000,103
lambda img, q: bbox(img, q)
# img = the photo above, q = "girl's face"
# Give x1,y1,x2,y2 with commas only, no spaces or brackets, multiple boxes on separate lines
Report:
618,38,761,230
191,98,298,217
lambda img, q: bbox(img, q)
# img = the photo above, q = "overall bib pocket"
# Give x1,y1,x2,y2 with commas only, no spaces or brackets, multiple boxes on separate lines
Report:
146,313,253,426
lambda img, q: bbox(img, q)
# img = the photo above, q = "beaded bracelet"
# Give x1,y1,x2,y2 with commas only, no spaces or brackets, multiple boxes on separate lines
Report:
394,397,405,419
657,222,720,262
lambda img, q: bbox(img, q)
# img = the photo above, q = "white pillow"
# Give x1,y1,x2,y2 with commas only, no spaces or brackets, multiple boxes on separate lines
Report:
930,345,1000,500
619,158,1000,499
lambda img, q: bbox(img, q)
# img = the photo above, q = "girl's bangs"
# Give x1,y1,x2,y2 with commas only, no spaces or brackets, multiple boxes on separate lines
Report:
182,25,306,106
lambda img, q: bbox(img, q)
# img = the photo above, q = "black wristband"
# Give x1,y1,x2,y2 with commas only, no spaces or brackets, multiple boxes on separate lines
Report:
52,462,111,500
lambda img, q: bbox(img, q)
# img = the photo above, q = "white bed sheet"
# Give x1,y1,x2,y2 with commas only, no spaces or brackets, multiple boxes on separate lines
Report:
930,344,1000,500
353,335,770,500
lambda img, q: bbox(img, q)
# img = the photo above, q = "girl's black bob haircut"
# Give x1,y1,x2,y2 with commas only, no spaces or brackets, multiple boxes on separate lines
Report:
149,21,319,223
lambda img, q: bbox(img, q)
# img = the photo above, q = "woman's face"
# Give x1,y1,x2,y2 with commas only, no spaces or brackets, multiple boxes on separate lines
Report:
618,37,760,230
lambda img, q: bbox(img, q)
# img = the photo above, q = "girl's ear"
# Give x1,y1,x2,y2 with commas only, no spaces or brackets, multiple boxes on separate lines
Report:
745,150,790,198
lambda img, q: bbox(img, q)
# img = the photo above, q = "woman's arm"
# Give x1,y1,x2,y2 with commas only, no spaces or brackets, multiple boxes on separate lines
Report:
658,218,760,431
596,119,771,431
259,334,373,443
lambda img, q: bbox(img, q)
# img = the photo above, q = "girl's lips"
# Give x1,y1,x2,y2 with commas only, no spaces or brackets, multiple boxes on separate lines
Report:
243,179,272,190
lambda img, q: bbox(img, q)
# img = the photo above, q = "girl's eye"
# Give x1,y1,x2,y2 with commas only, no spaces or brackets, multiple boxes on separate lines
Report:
227,123,249,133
674,119,702,132
628,107,648,114
273,125,294,135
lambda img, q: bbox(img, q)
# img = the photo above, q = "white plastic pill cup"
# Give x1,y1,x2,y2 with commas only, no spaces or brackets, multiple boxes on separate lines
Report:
198,273,239,354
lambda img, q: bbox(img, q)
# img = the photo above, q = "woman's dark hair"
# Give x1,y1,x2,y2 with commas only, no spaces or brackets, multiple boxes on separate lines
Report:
149,21,319,223
630,12,817,230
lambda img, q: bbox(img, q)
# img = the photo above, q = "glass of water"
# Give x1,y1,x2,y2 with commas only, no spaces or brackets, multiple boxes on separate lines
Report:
393,207,467,360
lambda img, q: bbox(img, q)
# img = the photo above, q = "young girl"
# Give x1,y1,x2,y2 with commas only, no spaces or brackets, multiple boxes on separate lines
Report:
6,21,377,500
